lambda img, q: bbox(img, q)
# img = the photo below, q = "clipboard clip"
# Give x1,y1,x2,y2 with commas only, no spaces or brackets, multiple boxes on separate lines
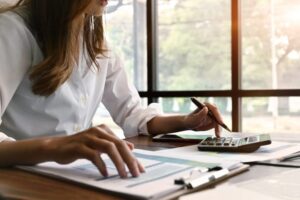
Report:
174,166,229,189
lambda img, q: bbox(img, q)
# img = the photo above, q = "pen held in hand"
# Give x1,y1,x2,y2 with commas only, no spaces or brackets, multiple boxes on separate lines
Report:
190,97,231,132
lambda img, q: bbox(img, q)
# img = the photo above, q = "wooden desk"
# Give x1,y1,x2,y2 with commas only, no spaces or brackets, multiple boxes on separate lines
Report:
0,136,197,200
1,135,298,200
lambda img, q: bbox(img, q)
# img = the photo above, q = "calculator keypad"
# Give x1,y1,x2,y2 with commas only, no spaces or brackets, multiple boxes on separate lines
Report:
200,136,261,147
198,134,272,153
200,137,238,146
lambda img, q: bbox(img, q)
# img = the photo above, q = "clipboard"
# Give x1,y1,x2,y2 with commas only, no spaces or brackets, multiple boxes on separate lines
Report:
161,164,250,200
17,149,249,200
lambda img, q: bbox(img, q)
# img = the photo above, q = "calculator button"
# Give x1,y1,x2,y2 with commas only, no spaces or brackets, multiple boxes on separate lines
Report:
239,138,248,145
216,138,224,146
201,137,212,145
198,134,271,153
224,141,230,146
224,138,232,146
208,140,216,145
248,136,258,143
231,139,239,146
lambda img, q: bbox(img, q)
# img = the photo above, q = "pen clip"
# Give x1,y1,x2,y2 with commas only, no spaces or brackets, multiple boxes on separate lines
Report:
174,167,229,189
174,167,208,185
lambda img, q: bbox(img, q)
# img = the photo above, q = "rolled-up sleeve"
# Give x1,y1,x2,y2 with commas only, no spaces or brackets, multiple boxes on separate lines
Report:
0,12,32,142
0,131,15,142
102,53,162,138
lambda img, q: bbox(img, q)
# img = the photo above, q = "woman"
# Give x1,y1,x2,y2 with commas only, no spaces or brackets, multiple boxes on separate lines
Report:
0,0,224,178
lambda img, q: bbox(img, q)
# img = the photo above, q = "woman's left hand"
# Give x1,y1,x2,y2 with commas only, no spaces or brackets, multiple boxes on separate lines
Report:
183,102,224,137
97,124,135,150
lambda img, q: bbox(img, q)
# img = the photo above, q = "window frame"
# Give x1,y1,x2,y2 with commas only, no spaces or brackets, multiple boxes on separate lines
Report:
139,0,300,132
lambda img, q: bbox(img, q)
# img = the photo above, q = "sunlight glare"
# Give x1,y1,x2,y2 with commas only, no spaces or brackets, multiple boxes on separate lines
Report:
285,6,300,24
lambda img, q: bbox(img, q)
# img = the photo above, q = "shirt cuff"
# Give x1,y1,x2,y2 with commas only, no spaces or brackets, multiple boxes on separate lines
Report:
123,103,162,138
0,132,16,142
138,103,162,136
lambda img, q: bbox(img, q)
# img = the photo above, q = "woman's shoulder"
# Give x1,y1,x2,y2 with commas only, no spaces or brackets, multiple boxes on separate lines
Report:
0,10,32,38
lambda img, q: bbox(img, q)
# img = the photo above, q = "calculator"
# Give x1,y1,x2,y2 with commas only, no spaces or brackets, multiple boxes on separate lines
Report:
197,134,271,153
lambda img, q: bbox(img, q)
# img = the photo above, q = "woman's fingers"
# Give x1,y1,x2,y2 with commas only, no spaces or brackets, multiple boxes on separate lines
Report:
185,107,209,129
137,158,145,173
188,103,223,137
204,103,224,124
76,145,108,177
114,140,140,177
215,123,221,138
193,120,215,131
204,103,223,137
76,126,143,178
97,124,117,138
92,127,143,175
51,128,142,178
125,141,135,150
98,140,128,178
194,107,209,122
96,125,135,150
195,120,221,137
92,126,119,143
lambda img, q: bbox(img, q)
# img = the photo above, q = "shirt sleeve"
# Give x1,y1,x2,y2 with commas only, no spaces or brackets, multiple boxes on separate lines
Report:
102,53,162,138
0,12,33,142
0,131,15,142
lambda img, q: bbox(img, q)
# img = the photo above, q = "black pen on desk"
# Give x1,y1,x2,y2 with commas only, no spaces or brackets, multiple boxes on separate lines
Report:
190,97,232,132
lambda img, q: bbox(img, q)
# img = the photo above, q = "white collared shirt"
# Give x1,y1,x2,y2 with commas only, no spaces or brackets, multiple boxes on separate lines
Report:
0,11,160,142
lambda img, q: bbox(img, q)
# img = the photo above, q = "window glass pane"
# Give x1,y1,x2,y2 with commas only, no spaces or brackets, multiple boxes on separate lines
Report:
242,97,300,134
158,97,232,132
242,0,300,89
93,1,147,138
106,0,147,91
157,0,231,91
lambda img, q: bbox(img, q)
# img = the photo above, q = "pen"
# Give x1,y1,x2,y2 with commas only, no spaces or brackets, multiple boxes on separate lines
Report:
174,167,229,189
190,97,231,132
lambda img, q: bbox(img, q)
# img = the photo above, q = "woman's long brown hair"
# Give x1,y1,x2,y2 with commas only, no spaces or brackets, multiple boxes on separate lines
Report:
1,0,106,96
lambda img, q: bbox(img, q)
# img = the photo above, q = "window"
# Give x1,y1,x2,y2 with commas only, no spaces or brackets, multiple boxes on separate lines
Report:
93,0,147,138
94,0,300,136
242,0,300,90
145,0,300,134
158,0,231,91
105,0,147,91
241,0,300,133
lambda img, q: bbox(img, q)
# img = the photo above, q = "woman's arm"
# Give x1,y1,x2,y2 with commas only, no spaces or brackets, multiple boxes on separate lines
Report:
102,53,160,137
0,139,48,167
101,54,225,138
0,139,52,166
0,125,144,178
147,103,223,137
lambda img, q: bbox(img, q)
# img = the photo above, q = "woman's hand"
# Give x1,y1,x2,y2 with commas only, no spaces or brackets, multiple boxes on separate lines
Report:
183,102,224,137
43,124,144,178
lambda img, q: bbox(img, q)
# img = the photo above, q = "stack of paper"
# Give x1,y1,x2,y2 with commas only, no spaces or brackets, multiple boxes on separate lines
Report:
18,149,245,200
158,141,300,163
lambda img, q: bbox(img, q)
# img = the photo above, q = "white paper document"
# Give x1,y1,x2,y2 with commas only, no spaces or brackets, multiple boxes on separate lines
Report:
17,149,241,200
158,141,300,163
180,168,300,200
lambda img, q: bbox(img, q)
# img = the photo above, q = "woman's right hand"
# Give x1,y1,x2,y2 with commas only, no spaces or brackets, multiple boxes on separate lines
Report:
183,102,224,137
43,125,145,178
